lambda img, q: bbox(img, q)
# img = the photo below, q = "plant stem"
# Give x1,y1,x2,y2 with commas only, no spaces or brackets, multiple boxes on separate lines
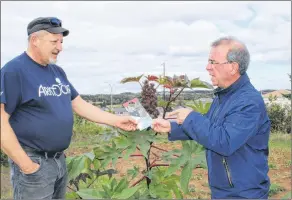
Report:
145,148,151,188
151,145,167,152
67,185,77,192
163,91,173,118
171,87,185,102
131,176,146,187
151,144,179,157
150,163,169,169
151,151,160,158
150,158,157,166
130,154,144,157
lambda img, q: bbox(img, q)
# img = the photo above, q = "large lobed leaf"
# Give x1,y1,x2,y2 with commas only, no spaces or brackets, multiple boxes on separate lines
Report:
162,141,207,194
120,74,144,84
190,78,214,89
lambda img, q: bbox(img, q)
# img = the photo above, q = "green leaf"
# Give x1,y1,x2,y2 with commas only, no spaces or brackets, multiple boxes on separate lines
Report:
101,157,112,168
66,192,80,199
182,141,192,159
102,184,112,197
77,189,104,199
68,156,90,181
164,156,186,177
65,156,74,165
115,137,132,149
93,159,101,170
187,100,211,115
172,186,183,199
190,78,213,89
93,148,107,159
112,186,141,199
114,178,129,193
149,184,172,199
120,74,144,84
112,156,118,168
139,142,150,158
83,152,95,161
180,160,196,194
127,166,140,180
123,145,136,159
110,178,118,190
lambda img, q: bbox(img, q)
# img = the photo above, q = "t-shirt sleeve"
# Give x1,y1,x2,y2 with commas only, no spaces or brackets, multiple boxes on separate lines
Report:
57,67,79,100
0,70,22,115
68,81,79,100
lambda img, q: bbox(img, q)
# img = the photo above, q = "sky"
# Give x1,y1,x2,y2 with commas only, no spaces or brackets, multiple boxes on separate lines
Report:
1,1,291,94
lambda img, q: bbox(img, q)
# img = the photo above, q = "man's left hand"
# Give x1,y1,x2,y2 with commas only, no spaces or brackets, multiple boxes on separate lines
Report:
115,116,138,131
167,108,193,124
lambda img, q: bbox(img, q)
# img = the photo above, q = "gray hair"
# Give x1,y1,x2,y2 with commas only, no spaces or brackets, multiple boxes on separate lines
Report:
27,30,48,41
211,36,250,75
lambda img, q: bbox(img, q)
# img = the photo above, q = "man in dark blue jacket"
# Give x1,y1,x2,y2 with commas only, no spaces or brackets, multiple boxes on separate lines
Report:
152,36,271,199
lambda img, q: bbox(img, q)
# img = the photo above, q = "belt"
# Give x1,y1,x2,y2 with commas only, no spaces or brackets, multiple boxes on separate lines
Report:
22,145,63,159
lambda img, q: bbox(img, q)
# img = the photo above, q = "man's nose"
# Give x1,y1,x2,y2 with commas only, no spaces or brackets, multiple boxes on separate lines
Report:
56,42,63,52
206,63,212,71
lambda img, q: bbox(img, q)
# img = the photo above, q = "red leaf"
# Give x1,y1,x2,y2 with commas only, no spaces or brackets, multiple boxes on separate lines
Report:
147,75,159,81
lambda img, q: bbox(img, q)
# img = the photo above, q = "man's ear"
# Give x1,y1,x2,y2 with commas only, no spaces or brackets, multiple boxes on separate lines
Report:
231,62,239,75
30,34,39,47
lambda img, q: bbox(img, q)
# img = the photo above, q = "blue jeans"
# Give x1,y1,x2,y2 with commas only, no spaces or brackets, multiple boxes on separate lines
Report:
9,147,68,199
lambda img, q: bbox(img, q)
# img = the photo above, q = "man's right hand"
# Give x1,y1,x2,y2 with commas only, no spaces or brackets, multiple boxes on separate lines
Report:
152,118,171,133
21,161,40,174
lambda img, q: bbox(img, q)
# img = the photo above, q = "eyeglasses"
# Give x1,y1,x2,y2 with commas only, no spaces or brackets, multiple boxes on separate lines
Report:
208,60,232,65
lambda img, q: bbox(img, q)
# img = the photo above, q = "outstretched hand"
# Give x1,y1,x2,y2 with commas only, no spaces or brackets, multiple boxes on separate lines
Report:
115,116,138,131
166,108,193,124
152,118,171,133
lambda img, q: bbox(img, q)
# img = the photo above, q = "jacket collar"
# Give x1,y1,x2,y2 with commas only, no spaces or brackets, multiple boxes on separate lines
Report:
214,73,250,100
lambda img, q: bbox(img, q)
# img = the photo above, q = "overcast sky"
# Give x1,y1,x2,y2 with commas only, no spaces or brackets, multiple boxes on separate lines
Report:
1,1,291,94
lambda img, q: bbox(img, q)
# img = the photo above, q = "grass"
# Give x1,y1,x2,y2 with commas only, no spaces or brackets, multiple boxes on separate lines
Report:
269,132,291,149
269,184,286,197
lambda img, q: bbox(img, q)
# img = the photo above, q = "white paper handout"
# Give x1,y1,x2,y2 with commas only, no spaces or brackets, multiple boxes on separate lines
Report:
123,98,153,130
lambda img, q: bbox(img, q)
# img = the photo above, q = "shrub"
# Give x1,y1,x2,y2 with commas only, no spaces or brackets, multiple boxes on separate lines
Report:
266,102,291,134
0,150,8,167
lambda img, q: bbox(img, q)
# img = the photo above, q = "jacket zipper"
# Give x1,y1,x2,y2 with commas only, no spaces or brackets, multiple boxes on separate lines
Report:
223,157,234,188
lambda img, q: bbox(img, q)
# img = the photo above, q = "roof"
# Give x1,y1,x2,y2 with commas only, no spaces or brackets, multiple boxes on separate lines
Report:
113,107,127,113
263,90,291,98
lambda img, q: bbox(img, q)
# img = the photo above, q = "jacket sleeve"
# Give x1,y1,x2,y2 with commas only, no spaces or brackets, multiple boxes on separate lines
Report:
168,122,192,141
174,100,264,156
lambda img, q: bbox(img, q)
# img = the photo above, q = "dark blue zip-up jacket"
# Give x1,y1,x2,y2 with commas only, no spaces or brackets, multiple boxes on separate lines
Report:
169,73,271,199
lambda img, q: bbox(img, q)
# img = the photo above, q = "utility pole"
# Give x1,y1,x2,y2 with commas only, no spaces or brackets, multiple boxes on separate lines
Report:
106,82,113,113
162,62,166,101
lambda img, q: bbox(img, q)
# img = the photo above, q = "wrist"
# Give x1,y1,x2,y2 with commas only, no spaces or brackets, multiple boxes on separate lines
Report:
111,115,121,127
19,159,35,172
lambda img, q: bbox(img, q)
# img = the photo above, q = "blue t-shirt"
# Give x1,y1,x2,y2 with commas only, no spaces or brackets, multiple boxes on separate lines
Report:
1,52,79,152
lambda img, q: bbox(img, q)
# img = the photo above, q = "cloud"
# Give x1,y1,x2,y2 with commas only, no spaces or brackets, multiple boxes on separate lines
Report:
1,1,291,94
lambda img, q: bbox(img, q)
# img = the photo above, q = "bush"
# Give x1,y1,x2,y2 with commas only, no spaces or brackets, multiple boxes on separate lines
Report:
73,112,109,138
266,102,291,133
1,150,8,167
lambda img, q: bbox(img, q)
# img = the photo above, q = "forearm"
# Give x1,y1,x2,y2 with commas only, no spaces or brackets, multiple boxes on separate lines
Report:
1,118,34,171
72,97,120,127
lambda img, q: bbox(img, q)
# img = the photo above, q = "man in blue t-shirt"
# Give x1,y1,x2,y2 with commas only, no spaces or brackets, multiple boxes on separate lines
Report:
1,17,137,199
